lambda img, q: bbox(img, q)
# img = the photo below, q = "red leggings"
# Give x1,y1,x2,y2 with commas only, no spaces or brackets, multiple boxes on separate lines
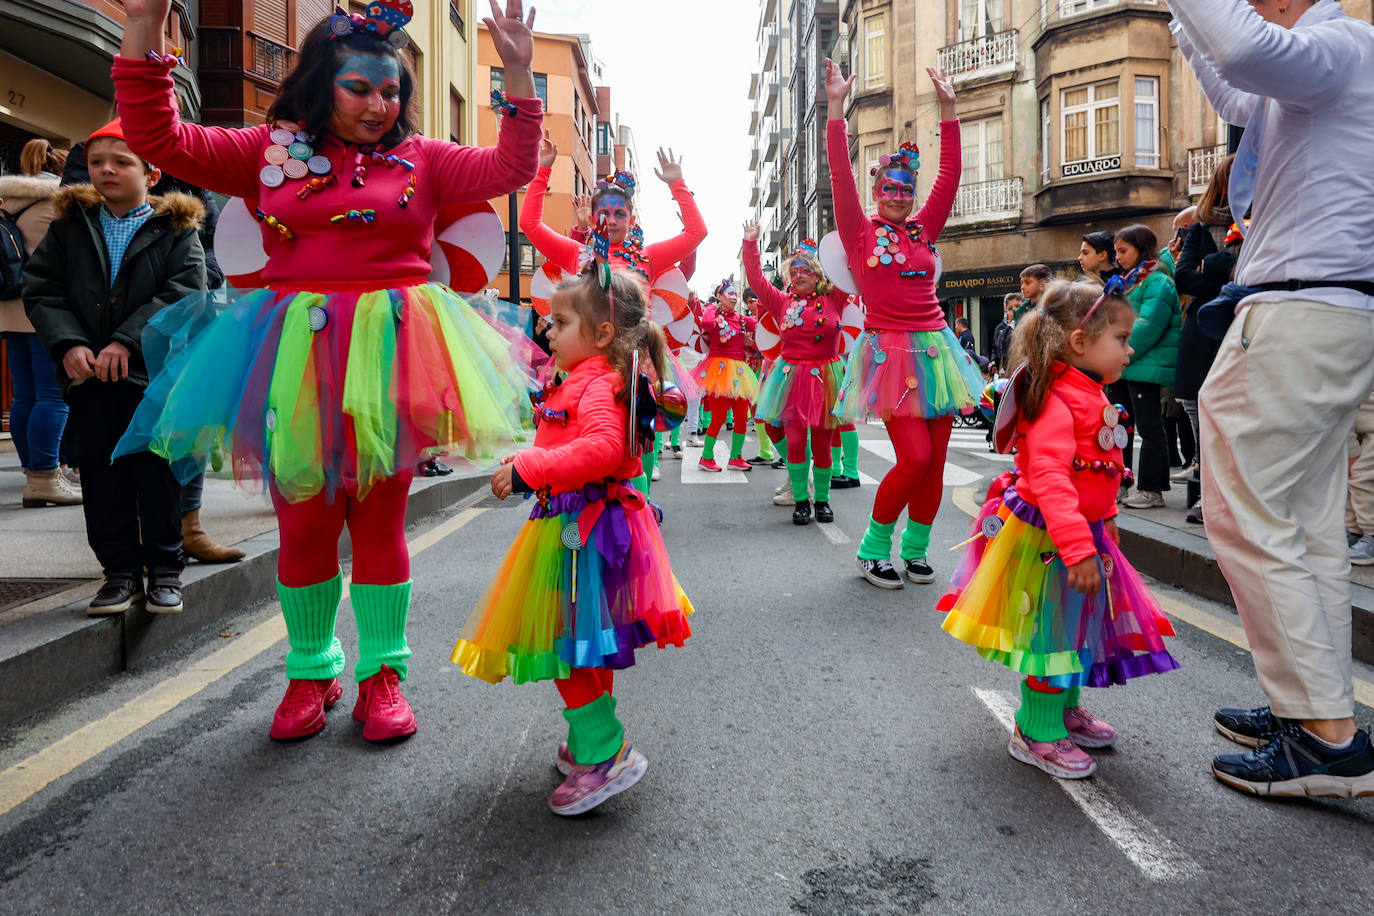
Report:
555,667,615,708
762,423,835,467
705,396,752,438
871,416,953,525
273,472,413,587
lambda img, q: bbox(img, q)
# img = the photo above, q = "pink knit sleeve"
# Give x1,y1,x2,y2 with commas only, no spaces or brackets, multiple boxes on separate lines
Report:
827,119,871,262
1024,398,1097,566
742,239,788,320
421,95,542,203
519,166,585,274
915,120,962,243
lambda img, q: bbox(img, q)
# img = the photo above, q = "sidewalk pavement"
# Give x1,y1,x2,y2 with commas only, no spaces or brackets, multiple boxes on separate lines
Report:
0,442,486,729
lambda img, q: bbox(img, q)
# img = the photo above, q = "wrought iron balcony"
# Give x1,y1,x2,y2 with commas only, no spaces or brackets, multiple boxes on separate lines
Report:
1187,144,1227,195
950,177,1024,225
937,30,1017,85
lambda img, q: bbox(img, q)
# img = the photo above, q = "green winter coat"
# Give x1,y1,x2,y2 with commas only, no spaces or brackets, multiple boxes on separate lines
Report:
1120,266,1181,386
23,185,205,395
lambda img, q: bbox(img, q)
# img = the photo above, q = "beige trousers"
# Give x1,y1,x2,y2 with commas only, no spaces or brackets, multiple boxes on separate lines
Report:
1344,389,1374,535
1200,299,1374,720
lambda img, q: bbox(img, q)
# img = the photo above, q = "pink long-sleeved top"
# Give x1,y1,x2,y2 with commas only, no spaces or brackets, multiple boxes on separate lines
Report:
690,299,756,362
1013,364,1122,566
112,57,543,290
742,239,845,361
515,355,640,493
827,118,961,332
519,166,707,282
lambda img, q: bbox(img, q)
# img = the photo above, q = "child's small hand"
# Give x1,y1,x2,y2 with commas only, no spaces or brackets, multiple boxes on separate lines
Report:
1105,518,1120,545
573,194,592,231
538,129,558,169
490,463,514,500
1066,557,1101,595
93,342,131,383
62,345,97,381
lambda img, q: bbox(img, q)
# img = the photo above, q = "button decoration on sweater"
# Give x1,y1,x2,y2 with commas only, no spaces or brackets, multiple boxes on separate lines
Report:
1114,425,1130,449
1102,404,1119,427
308,306,329,332
1097,427,1116,451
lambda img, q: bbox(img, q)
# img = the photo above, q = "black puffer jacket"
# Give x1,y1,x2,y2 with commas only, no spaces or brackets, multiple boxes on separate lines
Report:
1173,220,1232,400
23,184,205,393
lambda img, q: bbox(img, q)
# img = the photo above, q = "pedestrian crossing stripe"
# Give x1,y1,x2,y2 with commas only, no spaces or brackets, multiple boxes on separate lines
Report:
858,440,983,486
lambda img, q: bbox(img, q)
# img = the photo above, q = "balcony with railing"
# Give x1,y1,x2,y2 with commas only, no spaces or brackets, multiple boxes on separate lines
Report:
949,177,1024,226
764,73,779,117
763,22,779,68
1188,144,1227,195
766,176,780,205
937,30,1018,85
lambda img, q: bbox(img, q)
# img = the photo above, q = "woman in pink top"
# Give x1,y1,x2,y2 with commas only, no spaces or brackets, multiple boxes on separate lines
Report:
111,0,544,742
743,226,847,525
824,60,984,590
692,278,760,471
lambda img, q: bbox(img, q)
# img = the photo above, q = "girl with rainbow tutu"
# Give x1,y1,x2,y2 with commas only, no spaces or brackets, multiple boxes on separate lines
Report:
938,280,1180,779
692,278,760,472
110,0,543,742
452,264,692,815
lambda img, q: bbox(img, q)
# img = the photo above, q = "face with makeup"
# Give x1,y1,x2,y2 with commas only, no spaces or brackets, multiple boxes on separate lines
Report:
789,258,819,297
329,52,402,145
593,193,634,245
872,167,917,224
717,287,739,311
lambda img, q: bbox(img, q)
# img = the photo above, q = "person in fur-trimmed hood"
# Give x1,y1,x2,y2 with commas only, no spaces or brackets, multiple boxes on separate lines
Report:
24,118,205,619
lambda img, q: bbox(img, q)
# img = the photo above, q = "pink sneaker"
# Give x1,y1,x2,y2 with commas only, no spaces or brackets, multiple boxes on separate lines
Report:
1065,706,1118,749
548,743,648,815
555,742,576,776
726,458,752,472
1008,725,1097,779
698,458,722,472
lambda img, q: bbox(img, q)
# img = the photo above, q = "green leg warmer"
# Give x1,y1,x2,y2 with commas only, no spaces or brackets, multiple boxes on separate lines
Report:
351,580,413,681
899,520,933,561
1015,679,1070,742
699,408,712,432
562,692,625,765
757,424,775,460
730,432,746,461
813,465,833,502
857,517,897,561
640,443,659,492
629,473,650,494
787,461,810,502
831,444,842,470
1063,685,1082,708
279,573,345,680
670,424,681,448
703,434,718,460
842,429,860,478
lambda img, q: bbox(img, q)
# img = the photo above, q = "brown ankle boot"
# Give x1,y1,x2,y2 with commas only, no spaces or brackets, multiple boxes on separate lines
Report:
22,468,83,507
182,509,246,563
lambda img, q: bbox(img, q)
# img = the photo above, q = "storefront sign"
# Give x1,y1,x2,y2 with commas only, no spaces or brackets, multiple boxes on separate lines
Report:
939,272,1021,297
1062,156,1122,178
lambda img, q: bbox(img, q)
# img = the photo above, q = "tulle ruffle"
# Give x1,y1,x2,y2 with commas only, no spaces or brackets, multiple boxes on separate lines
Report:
833,327,983,421
451,481,693,684
113,283,536,503
694,356,760,401
754,357,845,427
937,487,1179,688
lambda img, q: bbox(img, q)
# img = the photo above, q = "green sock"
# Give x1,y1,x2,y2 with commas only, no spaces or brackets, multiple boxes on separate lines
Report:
1063,685,1081,708
351,580,413,681
787,461,810,501
814,465,833,502
562,692,625,765
670,424,681,448
1015,679,1070,742
700,408,712,431
899,520,932,561
703,434,718,460
857,516,897,560
730,432,746,460
842,429,860,478
641,444,658,489
831,444,842,470
278,573,345,680
758,427,775,460
629,473,649,494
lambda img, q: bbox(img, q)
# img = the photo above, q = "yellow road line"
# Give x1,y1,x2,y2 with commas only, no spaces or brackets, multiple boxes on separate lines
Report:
0,505,488,819
952,485,980,519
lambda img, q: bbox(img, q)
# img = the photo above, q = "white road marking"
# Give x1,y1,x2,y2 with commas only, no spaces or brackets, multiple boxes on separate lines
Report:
859,470,883,487
817,521,851,545
972,687,1203,883
858,440,983,486
679,447,749,484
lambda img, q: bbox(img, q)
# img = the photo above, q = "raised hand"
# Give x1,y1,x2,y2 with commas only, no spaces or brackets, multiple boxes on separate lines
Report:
926,66,957,119
742,220,761,242
119,0,173,56
539,129,558,169
121,0,173,22
654,148,683,185
574,194,592,230
825,59,856,117
484,0,536,73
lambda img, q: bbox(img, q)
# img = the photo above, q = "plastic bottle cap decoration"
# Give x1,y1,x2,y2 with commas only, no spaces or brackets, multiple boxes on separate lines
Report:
330,2,413,47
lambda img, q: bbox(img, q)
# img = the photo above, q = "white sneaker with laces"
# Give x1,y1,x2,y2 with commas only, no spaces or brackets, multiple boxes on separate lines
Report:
1121,490,1164,509
1170,462,1197,482
1351,536,1374,566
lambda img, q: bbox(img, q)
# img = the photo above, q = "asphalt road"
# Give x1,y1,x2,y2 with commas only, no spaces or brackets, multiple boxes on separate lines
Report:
1,423,1372,914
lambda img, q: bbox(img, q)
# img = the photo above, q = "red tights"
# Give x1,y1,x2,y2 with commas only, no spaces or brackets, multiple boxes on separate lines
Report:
273,472,413,587
555,667,615,709
705,396,751,439
763,423,835,467
871,416,953,525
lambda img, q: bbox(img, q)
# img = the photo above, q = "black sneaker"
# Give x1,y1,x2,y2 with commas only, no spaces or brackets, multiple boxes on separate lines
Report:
813,501,834,523
770,458,786,470
146,572,184,614
1212,721,1374,798
88,574,144,616
830,475,861,489
904,558,935,584
792,499,812,526
747,455,772,465
1214,705,1277,748
857,557,904,589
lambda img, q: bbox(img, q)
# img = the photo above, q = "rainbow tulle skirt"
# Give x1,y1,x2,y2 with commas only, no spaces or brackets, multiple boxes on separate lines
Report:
112,283,534,503
937,487,1179,688
451,481,693,684
754,356,844,428
833,327,983,421
694,356,760,402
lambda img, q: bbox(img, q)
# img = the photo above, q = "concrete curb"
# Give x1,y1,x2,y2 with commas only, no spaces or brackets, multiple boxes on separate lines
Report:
0,474,487,731
1116,512,1374,666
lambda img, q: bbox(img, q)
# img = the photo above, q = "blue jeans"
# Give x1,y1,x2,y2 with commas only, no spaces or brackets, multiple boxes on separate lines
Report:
2,332,68,471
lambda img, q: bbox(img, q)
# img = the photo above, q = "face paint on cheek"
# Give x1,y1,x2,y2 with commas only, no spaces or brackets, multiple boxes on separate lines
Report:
335,53,401,90
876,169,916,200
595,196,630,223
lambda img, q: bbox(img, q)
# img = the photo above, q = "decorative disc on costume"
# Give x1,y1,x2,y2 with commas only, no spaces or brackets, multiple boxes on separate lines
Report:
833,327,983,422
754,311,783,361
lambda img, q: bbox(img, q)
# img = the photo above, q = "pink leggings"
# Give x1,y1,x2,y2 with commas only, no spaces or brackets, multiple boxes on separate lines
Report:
555,667,616,709
705,396,752,438
871,416,953,525
272,472,413,587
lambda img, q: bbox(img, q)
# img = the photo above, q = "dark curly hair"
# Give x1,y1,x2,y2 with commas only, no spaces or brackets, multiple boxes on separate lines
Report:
267,15,418,148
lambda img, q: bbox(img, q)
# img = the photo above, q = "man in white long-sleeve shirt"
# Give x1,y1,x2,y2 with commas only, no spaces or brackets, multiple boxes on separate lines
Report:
1174,0,1374,799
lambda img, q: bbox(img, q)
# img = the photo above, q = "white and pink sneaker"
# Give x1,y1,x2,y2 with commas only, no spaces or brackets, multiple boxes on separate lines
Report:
1065,706,1118,749
1009,725,1097,779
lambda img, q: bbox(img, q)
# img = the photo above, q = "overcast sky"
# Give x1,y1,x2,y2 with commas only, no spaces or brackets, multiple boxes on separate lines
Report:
531,0,757,293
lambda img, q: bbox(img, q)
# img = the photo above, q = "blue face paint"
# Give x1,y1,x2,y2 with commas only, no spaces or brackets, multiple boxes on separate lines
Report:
334,53,401,96
877,168,916,200
595,195,631,221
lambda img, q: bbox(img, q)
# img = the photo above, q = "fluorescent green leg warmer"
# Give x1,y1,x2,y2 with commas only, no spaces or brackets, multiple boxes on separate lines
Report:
831,444,842,469
670,424,681,448
757,425,775,460
279,573,345,680
899,520,933,561
730,432,746,460
1015,679,1070,742
813,465,833,502
563,692,625,765
629,473,650,494
703,434,718,460
842,429,860,478
787,461,810,501
351,580,413,681
857,517,896,561
1063,686,1081,708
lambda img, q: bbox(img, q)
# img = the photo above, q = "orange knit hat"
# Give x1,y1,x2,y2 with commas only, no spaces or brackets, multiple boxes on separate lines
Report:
87,118,125,144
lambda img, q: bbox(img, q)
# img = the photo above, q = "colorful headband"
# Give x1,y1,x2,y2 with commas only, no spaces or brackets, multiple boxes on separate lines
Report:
790,238,820,260
595,171,637,198
714,276,736,298
329,2,413,48
1078,274,1125,329
871,142,921,175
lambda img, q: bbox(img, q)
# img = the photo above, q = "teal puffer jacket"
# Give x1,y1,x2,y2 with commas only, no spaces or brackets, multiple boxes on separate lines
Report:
1120,267,1181,386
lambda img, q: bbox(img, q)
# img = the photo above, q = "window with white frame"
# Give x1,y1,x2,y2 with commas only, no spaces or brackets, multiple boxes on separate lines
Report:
959,0,1004,41
1061,0,1119,15
865,13,888,88
1134,76,1160,168
1040,97,1051,184
962,116,1004,183
1061,80,1120,174
863,142,885,214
